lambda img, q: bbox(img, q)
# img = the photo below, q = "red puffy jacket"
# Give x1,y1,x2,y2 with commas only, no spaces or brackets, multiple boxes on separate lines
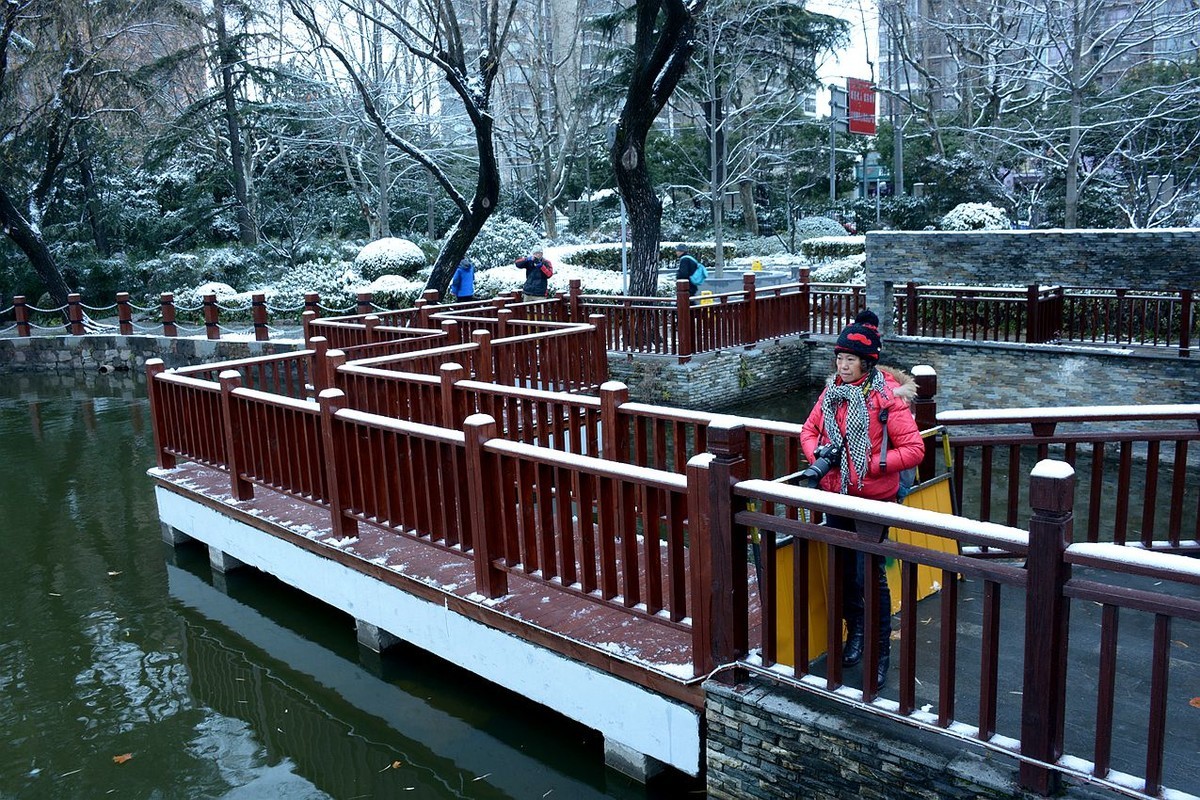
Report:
799,369,925,501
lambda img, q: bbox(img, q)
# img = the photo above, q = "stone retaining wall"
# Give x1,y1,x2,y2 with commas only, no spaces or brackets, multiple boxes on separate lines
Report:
864,229,1200,336
706,677,1118,800
608,337,813,409
0,335,305,373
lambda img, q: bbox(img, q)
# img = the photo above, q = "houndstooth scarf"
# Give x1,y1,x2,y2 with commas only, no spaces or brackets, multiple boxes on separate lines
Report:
821,368,887,494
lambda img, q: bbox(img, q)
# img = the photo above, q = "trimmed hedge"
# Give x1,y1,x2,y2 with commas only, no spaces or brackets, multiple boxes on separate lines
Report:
564,243,737,271
800,236,865,260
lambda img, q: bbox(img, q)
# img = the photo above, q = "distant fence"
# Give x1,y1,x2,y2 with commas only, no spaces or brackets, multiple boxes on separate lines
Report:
894,283,1196,355
5,274,1196,360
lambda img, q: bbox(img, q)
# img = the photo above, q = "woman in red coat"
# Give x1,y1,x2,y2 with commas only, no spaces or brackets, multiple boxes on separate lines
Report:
800,310,925,688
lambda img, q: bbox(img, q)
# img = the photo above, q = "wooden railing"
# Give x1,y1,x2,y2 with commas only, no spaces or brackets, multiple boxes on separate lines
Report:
145,331,1200,798
938,405,1200,554
895,284,1195,354
733,464,1199,799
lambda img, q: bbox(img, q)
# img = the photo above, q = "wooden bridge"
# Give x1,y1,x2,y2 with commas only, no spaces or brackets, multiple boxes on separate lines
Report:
145,287,1200,797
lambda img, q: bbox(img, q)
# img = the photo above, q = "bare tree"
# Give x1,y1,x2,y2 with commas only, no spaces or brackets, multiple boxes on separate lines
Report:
287,0,519,294
606,0,704,298
1,0,198,305
677,0,846,272
886,0,1200,227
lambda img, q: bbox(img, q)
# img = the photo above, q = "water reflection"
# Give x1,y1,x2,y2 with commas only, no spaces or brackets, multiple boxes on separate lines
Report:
0,372,695,799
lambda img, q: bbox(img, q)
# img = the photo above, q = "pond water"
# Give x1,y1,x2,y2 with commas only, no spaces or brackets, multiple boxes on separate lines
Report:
0,372,700,799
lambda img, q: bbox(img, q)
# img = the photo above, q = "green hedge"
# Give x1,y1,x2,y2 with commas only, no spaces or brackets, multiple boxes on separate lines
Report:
799,236,864,260
564,243,736,271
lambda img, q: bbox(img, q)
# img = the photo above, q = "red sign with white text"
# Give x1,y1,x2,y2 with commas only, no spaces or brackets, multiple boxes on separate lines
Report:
847,78,876,136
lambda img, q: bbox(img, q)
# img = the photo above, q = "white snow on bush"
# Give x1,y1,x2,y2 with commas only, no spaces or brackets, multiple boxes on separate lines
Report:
941,202,1011,231
355,237,425,266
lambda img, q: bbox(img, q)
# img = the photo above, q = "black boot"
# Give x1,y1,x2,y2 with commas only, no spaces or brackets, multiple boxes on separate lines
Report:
875,651,890,689
842,620,864,667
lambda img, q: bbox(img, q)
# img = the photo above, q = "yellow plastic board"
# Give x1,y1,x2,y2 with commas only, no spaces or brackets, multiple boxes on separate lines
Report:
772,474,960,667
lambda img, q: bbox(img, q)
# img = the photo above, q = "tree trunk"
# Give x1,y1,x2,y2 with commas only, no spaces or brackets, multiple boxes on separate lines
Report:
1064,89,1082,229
214,0,256,246
76,124,111,257
0,187,72,307
740,180,758,237
613,131,664,298
424,117,501,295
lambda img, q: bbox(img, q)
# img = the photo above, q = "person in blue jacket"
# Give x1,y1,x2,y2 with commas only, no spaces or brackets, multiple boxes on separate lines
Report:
450,258,475,302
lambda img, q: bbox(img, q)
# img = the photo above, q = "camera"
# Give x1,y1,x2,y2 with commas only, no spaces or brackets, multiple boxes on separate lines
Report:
798,441,842,485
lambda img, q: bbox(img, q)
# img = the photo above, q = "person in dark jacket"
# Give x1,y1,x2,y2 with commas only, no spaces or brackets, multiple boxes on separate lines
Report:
674,244,702,296
799,309,925,690
450,258,475,302
515,248,552,298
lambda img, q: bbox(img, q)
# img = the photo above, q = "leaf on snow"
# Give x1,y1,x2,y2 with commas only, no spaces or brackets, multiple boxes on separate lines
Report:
113,753,133,764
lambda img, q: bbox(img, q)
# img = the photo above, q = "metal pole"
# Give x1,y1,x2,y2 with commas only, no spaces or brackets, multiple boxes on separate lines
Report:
620,197,628,294
829,119,837,203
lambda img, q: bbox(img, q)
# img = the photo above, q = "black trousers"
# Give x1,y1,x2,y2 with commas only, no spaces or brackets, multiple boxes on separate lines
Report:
824,512,892,646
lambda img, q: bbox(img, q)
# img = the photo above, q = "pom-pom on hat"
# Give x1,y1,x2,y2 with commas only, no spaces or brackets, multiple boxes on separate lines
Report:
835,309,882,362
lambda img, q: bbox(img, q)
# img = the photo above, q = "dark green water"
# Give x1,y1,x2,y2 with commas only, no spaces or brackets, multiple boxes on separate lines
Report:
0,372,701,799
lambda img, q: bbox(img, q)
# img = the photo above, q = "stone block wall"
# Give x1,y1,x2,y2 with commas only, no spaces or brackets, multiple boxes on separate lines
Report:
864,229,1200,336
879,337,1198,412
608,337,813,409
706,677,1118,800
0,335,304,374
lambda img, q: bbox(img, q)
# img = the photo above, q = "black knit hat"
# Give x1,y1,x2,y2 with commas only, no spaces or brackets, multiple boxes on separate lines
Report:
834,309,882,362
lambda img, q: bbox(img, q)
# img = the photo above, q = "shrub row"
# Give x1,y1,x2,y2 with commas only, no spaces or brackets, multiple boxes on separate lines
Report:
799,236,865,260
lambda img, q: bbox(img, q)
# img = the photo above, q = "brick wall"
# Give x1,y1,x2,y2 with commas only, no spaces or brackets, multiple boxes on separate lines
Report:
608,337,813,409
706,677,1119,800
864,229,1200,336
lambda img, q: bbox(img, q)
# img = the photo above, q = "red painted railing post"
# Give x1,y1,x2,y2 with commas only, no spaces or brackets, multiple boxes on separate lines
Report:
588,313,608,388
356,292,373,316
1179,289,1192,358
464,413,508,597
600,381,630,463
203,293,219,340
569,278,582,322
13,296,30,337
688,419,749,681
160,293,177,337
440,318,459,346
145,359,176,469
798,268,811,333
472,330,493,382
304,292,321,318
324,349,346,394
906,281,919,336
416,299,430,327
912,365,939,482
743,272,758,348
318,388,358,541
67,293,84,335
252,292,268,341
219,370,254,501
301,310,317,345
1019,460,1075,795
676,280,693,364
422,289,440,307
496,308,512,339
1026,284,1041,343
309,337,330,391
440,363,465,428
363,314,379,344
117,292,133,335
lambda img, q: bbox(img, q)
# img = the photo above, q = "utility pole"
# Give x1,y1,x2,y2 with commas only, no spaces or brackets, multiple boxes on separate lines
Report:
889,0,904,196
830,85,848,203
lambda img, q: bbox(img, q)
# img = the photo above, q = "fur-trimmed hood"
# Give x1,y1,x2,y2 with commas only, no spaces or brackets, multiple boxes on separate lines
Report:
824,365,917,405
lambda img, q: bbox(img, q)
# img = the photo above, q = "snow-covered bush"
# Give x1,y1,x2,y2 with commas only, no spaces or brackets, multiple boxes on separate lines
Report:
354,237,427,280
800,236,865,260
1190,211,1200,228
808,253,866,284
940,202,1011,231
734,236,791,257
175,280,239,308
361,274,426,309
794,215,847,241
463,214,541,268
260,260,363,310
141,253,206,294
